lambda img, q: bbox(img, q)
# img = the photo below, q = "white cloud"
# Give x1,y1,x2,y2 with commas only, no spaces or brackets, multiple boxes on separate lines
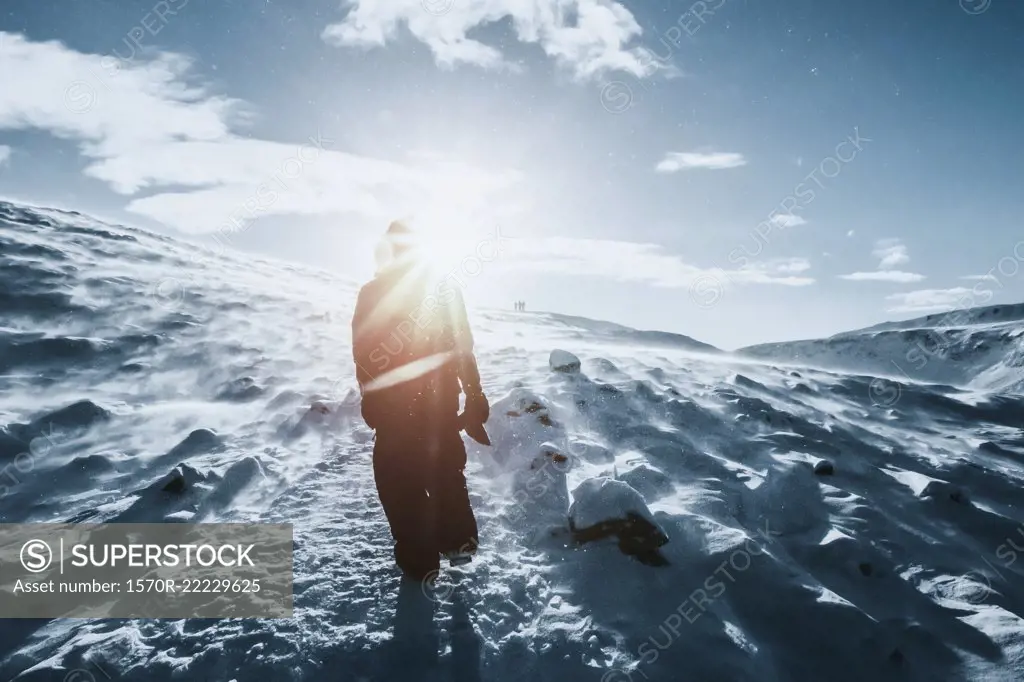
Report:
838,237,924,283
0,145,10,166
961,274,997,282
886,288,974,314
322,0,664,81
0,31,522,234
0,31,801,299
496,237,814,288
769,213,807,228
873,238,909,269
655,151,747,173
839,271,926,283
846,230,854,237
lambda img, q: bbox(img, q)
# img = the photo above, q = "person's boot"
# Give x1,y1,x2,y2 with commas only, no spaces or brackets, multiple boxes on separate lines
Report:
444,550,473,567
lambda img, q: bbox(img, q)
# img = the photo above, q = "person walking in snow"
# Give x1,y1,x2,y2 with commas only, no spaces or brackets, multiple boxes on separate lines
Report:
351,220,490,581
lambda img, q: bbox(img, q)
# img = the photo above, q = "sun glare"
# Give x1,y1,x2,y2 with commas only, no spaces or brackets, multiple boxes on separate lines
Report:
401,202,495,275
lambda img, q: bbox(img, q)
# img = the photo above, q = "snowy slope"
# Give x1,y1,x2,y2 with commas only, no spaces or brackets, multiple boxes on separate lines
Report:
3,200,1024,681
517,312,721,355
739,304,1024,394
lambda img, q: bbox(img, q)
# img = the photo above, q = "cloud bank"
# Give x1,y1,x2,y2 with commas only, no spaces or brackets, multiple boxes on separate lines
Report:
322,0,664,81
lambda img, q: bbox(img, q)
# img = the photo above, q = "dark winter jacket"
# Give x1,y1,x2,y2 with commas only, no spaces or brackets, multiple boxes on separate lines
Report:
351,262,482,430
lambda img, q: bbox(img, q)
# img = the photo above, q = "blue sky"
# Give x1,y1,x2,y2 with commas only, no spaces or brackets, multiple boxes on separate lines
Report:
1,0,1022,349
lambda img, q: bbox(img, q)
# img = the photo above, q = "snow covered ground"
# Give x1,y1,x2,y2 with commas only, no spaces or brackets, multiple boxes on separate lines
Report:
2,199,1024,681
739,303,1024,394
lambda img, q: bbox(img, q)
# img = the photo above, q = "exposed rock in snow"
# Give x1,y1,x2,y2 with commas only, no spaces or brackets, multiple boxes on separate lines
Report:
11,400,111,444
919,479,971,505
502,394,556,427
205,455,266,509
216,376,265,402
530,442,571,470
814,459,835,476
509,442,573,543
569,477,669,564
549,349,581,374
618,463,674,500
570,477,657,530
170,429,223,457
152,463,211,494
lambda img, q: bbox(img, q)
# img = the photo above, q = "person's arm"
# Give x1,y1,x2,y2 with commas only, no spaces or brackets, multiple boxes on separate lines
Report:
351,285,373,390
449,288,488,422
351,285,383,429
449,288,482,391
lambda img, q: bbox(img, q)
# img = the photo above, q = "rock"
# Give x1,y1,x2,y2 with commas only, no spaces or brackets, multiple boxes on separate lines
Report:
162,475,187,494
514,398,555,427
153,463,209,494
512,444,573,542
978,441,1009,455
24,400,110,440
166,429,223,460
569,477,669,565
570,477,654,529
618,463,674,501
920,480,970,505
203,456,265,509
215,376,264,402
549,349,581,374
813,459,835,476
732,374,763,390
530,443,570,470
68,454,116,473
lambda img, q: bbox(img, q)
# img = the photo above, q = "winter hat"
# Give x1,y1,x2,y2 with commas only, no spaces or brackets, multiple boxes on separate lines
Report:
374,220,416,272
384,220,416,253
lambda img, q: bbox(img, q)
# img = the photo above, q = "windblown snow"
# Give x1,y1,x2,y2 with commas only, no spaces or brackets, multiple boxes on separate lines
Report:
2,200,1024,681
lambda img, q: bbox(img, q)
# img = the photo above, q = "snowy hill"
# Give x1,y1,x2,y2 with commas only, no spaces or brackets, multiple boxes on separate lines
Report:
499,311,721,354
3,200,1024,681
739,304,1024,394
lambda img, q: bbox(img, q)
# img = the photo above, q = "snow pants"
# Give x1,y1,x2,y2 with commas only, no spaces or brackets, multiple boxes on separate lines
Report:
372,418,478,580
